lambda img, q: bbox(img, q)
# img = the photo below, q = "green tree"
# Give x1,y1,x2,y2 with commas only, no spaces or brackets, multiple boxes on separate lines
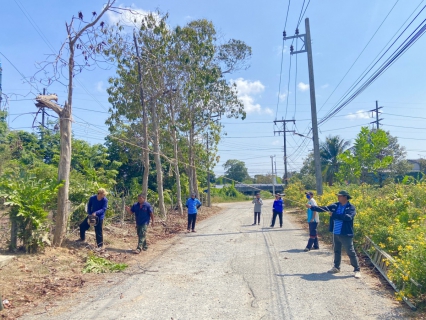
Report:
337,127,393,184
223,159,250,183
320,135,350,186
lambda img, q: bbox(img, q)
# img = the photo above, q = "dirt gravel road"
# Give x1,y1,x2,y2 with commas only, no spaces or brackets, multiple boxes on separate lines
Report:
23,200,407,320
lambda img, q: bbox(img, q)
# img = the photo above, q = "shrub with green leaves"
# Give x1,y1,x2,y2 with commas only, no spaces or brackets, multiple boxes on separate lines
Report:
82,253,128,274
0,171,63,253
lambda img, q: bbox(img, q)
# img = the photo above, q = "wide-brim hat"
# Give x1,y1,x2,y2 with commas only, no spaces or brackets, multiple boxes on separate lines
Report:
336,190,351,199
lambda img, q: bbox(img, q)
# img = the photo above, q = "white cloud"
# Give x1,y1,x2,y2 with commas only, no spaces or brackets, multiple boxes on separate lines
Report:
278,92,287,101
231,78,270,115
272,140,280,146
298,82,309,92
96,81,104,93
346,110,371,120
321,83,329,89
106,5,160,28
276,45,288,56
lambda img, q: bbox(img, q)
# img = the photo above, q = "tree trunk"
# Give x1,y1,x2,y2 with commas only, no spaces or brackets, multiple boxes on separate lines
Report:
53,104,72,246
9,214,18,252
133,31,150,196
170,111,183,215
142,109,150,196
151,102,166,217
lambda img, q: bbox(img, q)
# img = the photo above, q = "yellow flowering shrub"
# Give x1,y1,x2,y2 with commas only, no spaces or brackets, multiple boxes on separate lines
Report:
286,181,426,304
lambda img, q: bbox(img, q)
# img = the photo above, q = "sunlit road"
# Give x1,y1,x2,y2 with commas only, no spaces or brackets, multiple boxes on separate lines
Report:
24,200,406,319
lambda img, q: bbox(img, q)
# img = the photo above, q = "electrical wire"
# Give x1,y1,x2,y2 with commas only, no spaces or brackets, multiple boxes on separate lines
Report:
319,16,426,125
317,0,401,113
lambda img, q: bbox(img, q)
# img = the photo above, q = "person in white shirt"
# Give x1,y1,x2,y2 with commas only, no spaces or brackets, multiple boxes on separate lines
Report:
251,193,263,225
304,191,320,251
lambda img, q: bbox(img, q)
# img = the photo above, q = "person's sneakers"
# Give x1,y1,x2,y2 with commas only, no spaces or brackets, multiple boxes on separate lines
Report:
312,247,320,250
133,248,141,254
186,229,191,233
327,267,340,274
142,247,148,251
191,230,196,233
76,239,85,243
252,223,257,226
303,248,310,252
354,271,362,279
269,225,274,228
280,225,283,228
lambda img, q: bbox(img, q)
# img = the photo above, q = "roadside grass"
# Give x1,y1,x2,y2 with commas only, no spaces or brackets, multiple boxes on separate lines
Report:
0,205,222,319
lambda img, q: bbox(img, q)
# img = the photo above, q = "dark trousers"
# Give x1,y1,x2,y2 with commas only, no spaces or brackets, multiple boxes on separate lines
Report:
254,212,261,224
333,234,360,271
306,222,319,249
187,214,197,230
80,217,104,247
271,210,283,227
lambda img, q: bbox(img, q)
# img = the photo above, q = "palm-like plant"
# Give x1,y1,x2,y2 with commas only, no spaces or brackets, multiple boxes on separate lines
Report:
320,136,350,186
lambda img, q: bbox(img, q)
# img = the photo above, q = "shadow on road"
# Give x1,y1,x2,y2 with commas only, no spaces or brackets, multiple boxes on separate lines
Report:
280,249,306,253
186,228,301,237
277,273,354,281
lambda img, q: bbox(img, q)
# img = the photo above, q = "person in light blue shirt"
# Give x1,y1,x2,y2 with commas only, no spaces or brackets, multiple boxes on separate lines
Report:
186,193,202,232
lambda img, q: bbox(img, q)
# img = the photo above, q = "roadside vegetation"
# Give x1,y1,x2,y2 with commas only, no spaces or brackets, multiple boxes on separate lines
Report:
286,127,426,307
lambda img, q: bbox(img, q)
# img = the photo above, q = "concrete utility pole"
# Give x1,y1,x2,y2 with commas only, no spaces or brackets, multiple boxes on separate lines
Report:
369,101,383,130
270,155,275,195
274,119,295,185
284,17,323,195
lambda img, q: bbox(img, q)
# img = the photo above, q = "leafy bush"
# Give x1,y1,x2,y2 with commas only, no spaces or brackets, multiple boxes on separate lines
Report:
82,253,127,274
210,185,249,202
0,171,63,253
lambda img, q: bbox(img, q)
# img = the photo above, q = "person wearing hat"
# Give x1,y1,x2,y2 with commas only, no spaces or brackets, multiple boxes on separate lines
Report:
304,191,319,251
78,188,108,248
186,193,202,232
270,193,284,228
306,190,361,278
252,193,263,225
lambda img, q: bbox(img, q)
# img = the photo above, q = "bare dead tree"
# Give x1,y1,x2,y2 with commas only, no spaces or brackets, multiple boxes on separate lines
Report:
34,1,117,246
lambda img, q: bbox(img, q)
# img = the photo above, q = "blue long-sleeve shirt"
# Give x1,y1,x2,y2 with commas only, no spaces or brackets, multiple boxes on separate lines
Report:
273,198,284,212
87,195,108,220
186,198,202,214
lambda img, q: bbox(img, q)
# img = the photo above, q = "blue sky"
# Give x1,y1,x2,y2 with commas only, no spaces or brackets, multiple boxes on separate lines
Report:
1,0,426,179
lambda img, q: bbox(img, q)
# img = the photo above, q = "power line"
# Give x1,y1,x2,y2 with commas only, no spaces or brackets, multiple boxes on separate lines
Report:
317,0,401,114
275,0,292,119
319,15,426,125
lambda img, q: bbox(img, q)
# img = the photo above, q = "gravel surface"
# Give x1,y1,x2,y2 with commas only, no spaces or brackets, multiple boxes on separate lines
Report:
23,200,408,320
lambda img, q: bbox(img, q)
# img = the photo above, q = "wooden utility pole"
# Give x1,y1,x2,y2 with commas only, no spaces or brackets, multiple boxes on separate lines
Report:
284,18,323,195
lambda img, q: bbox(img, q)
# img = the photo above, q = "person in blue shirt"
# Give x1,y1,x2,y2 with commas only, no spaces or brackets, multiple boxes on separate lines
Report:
307,190,361,279
78,188,108,248
270,193,284,228
125,194,154,254
185,193,202,232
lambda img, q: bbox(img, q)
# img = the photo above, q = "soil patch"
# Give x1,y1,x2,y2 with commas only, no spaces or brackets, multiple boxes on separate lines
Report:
0,205,222,319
